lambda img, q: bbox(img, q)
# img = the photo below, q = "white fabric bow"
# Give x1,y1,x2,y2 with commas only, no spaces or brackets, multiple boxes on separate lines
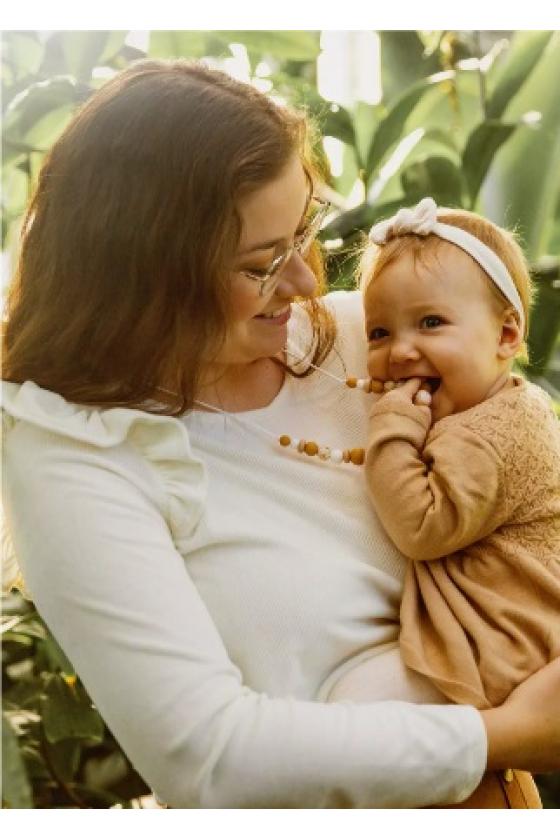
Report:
369,197,438,244
366,196,526,335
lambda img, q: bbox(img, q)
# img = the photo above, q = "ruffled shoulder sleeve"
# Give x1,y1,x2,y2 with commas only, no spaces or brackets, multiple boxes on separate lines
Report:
2,380,206,595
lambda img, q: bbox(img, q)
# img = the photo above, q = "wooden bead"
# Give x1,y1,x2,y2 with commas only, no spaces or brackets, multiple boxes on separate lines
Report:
346,377,357,388
383,380,396,391
279,435,291,447
304,441,319,457
343,450,351,463
349,448,365,465
370,379,384,393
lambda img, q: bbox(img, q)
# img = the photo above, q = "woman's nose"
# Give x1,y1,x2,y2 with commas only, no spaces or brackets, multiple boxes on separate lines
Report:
275,251,317,298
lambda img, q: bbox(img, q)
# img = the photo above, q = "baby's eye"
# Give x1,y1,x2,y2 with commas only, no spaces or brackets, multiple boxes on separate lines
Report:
368,327,389,341
420,315,443,329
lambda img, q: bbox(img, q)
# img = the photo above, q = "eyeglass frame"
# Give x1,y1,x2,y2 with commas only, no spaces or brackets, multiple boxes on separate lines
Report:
239,196,331,297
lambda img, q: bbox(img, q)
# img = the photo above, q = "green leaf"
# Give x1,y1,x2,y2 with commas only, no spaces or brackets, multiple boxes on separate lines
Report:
148,31,211,59
3,677,44,711
323,104,356,148
98,32,129,65
525,263,560,376
44,738,82,783
59,32,113,82
481,31,560,262
39,632,76,676
1,31,44,82
486,31,553,120
2,712,34,808
353,101,382,172
321,202,377,241
40,675,104,744
379,31,441,105
462,120,518,207
218,31,321,62
23,102,76,152
365,72,453,186
400,156,464,206
333,143,360,200
3,77,85,142
422,127,459,153
83,751,129,789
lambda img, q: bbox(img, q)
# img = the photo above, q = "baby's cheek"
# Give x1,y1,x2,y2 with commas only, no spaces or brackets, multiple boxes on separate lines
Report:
366,348,383,378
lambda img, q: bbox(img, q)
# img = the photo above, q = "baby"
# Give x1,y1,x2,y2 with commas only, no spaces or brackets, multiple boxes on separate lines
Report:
330,197,560,711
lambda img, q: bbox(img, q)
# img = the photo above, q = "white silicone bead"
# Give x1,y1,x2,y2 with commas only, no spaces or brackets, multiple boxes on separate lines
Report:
330,449,343,463
291,438,301,449
383,380,396,391
318,447,330,461
357,379,369,391
414,389,432,406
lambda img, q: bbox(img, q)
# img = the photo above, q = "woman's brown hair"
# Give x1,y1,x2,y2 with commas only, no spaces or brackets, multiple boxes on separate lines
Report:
2,59,335,414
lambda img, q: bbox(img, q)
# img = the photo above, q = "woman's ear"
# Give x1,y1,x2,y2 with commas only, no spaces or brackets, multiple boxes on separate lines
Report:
497,309,523,360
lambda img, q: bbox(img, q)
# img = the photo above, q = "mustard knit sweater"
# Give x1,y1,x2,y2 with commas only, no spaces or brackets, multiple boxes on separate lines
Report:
365,376,560,709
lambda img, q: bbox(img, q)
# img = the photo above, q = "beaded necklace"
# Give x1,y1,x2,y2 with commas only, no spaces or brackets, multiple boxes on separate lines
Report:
192,342,432,468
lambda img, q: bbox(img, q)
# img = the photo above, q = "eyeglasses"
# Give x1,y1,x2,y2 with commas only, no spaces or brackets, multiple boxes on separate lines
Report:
240,197,331,297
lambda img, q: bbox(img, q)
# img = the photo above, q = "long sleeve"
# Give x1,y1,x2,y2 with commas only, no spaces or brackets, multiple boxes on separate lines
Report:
365,394,507,561
2,411,487,808
366,382,560,709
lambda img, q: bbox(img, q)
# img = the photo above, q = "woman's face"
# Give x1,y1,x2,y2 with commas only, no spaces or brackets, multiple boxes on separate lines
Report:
214,154,318,370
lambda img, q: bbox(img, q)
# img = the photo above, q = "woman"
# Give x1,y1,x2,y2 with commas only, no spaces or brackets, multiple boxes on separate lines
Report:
2,59,559,809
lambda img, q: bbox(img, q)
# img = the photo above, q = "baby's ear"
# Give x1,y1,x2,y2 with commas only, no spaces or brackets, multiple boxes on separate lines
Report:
497,309,523,360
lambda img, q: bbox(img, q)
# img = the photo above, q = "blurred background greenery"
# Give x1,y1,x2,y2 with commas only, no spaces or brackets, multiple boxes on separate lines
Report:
2,29,559,809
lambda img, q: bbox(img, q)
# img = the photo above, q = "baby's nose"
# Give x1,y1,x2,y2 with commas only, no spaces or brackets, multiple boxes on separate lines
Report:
390,339,421,363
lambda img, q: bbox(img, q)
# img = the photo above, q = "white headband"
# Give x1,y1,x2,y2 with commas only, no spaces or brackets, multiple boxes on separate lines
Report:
368,197,525,335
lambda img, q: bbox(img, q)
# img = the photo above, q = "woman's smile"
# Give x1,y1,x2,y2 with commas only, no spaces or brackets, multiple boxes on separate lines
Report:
254,305,292,325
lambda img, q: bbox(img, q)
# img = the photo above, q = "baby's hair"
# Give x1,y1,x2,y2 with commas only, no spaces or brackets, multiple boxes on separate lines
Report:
359,207,533,362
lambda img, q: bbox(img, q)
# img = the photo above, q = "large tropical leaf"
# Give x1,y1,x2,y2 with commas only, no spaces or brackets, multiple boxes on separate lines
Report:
400,155,464,206
218,31,321,62
486,31,553,120
2,712,34,808
481,32,560,261
148,31,211,59
365,71,453,187
353,101,382,172
40,675,104,745
1,31,44,85
379,31,441,105
3,76,87,144
462,120,518,207
59,31,125,81
38,31,126,81
323,104,356,149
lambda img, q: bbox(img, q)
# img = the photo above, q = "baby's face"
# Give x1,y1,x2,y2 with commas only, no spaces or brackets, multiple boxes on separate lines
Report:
364,243,511,422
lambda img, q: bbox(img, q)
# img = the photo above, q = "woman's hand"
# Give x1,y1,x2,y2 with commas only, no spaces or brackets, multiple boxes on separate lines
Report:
481,657,560,773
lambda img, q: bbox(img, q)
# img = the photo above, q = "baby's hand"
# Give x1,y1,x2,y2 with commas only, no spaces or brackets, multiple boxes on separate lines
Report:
370,377,433,424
